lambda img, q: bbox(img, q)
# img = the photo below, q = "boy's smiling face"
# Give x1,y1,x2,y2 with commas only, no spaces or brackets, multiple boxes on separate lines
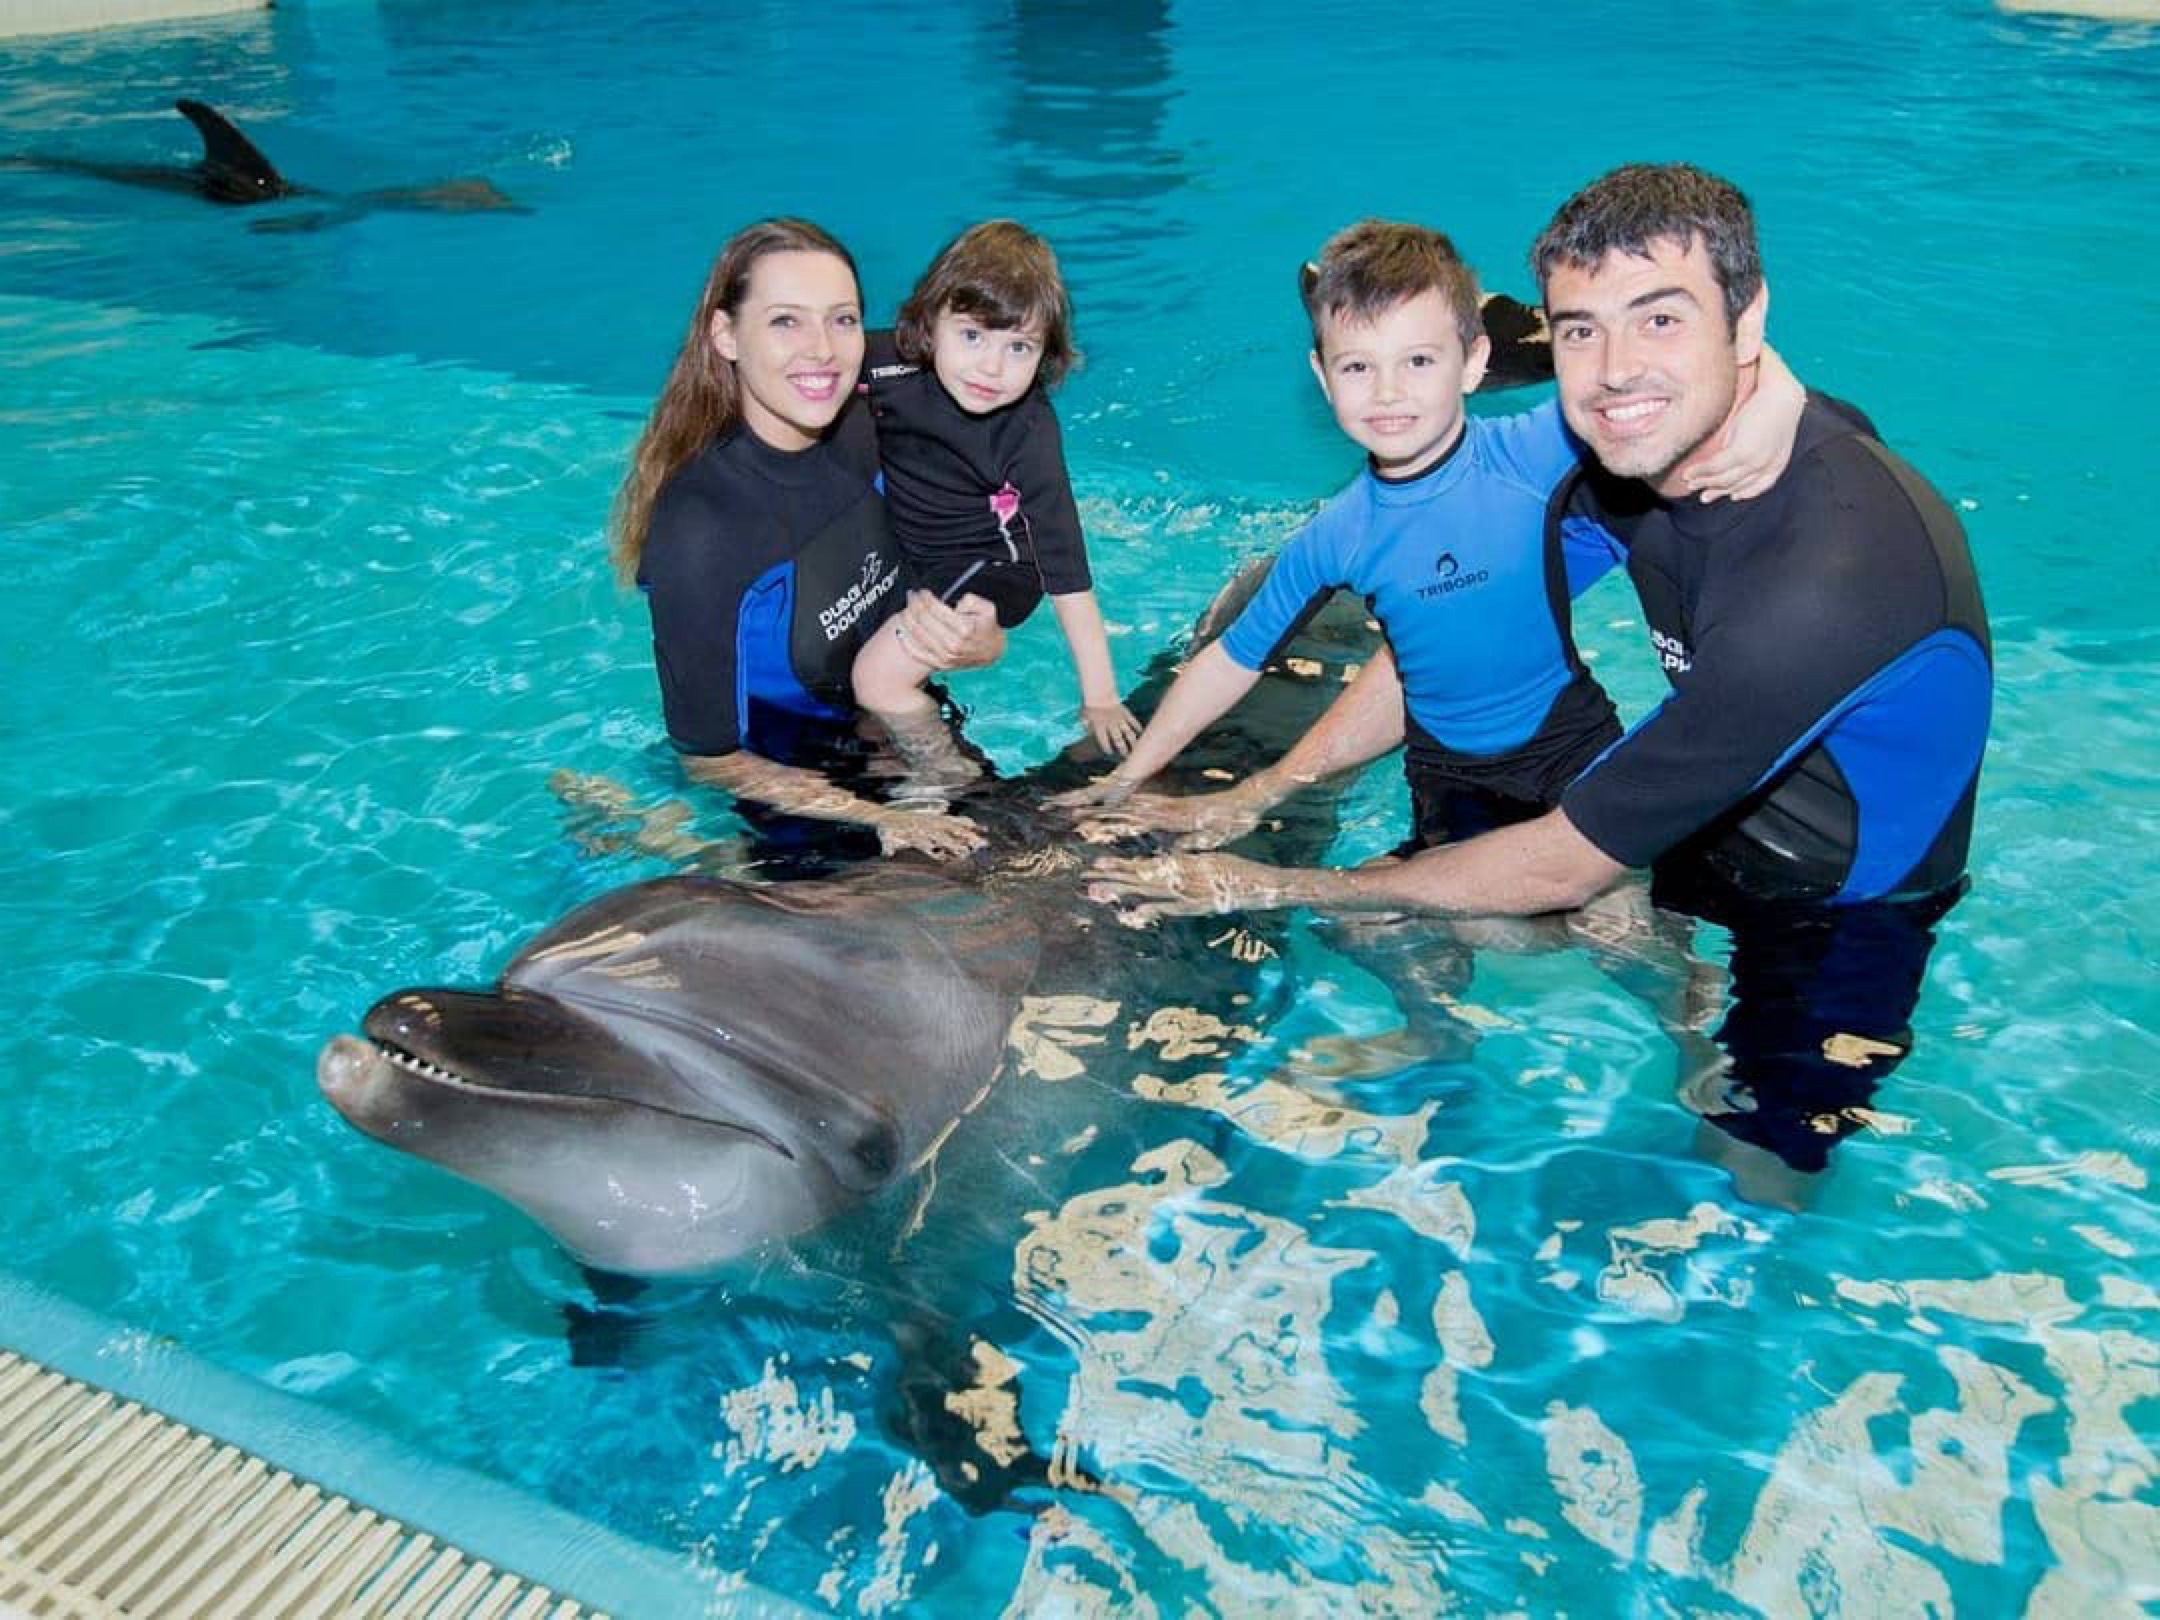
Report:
1311,288,1490,479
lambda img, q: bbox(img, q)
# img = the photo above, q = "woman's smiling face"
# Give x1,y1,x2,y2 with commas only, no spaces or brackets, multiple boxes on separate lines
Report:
710,249,865,451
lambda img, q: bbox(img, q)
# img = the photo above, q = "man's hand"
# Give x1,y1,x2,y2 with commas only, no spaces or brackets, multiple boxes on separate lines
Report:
1084,851,1282,923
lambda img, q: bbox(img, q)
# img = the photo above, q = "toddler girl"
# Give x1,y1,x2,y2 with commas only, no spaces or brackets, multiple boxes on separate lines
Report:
854,220,1138,756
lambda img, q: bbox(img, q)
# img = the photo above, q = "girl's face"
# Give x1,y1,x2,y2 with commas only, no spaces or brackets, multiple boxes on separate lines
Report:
709,250,864,450
929,306,1044,415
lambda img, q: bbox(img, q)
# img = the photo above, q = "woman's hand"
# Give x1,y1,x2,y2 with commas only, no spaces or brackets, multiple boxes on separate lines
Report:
1081,700,1142,757
896,590,1006,671
873,804,987,861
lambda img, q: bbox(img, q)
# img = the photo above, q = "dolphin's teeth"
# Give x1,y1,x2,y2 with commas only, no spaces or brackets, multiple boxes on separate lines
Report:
374,1039,470,1089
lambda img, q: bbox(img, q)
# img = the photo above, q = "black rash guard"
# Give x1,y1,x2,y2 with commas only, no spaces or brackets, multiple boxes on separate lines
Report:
636,398,901,759
862,330,1091,627
1559,394,1991,905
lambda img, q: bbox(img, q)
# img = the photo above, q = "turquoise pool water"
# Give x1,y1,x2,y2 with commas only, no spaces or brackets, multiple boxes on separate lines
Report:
3,1,2156,1613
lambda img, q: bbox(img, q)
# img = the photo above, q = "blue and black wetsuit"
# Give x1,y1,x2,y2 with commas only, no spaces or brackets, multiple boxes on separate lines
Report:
1217,400,1620,844
637,399,903,859
1560,393,1992,1171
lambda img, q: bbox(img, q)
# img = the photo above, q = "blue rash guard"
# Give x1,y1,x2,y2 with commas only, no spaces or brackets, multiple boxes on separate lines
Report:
1219,400,1620,809
1559,394,1992,907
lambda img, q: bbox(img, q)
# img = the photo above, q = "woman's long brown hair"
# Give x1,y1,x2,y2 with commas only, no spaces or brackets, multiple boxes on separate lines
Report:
609,218,860,583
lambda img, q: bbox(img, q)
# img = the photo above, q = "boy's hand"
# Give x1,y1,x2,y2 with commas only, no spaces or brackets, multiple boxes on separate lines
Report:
1681,345,1805,503
1682,434,1786,503
1071,787,1264,851
1047,771,1141,812
1082,700,1142,757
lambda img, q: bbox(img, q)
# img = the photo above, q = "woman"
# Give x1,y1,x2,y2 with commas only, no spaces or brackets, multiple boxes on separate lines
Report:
612,219,1003,859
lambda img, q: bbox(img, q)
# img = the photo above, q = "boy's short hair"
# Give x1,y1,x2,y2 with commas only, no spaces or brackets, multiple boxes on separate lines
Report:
1530,163,1763,329
896,219,1078,388
1300,220,1483,356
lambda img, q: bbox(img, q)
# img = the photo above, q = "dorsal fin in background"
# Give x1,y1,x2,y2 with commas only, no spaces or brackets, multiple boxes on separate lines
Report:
174,98,298,202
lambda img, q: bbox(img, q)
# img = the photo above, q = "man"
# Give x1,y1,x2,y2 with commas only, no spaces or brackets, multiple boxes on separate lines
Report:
1091,164,1991,1177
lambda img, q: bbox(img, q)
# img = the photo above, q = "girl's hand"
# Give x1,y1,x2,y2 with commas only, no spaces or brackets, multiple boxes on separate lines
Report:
1682,344,1805,503
1082,700,1142,757
873,806,987,861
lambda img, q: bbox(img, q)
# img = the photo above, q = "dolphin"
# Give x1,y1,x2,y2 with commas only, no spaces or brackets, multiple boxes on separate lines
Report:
317,568,1379,1278
318,864,1037,1277
3,99,524,223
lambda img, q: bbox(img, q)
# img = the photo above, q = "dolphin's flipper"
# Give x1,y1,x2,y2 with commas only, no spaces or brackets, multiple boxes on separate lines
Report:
174,99,301,203
879,1312,1109,1515
563,1267,659,1367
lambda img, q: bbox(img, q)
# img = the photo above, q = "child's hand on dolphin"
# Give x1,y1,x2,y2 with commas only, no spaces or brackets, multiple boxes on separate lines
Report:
1097,794,1261,855
1082,700,1142,757
1070,788,1266,851
1085,851,1280,923
1047,770,1143,813
873,805,987,861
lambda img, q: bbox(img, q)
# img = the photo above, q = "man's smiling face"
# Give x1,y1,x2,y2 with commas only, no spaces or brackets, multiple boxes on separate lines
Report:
1545,234,1765,497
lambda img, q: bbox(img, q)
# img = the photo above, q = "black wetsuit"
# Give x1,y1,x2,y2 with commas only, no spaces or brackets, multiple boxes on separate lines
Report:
636,400,903,860
863,331,1092,628
1560,394,1991,1172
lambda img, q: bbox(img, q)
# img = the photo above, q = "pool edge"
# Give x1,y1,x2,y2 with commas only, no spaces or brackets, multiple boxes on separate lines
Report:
0,1273,808,1618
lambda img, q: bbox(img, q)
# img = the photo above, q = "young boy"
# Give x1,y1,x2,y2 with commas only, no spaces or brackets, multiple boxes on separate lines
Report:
1056,219,1799,849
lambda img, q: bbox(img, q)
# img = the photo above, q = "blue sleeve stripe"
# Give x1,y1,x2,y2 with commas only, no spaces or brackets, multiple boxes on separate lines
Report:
1825,632,1992,900
1723,629,1990,901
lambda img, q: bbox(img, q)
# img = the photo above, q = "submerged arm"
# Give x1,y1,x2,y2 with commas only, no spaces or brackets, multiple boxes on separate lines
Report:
1089,803,1625,923
684,749,984,860
1237,643,1408,806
